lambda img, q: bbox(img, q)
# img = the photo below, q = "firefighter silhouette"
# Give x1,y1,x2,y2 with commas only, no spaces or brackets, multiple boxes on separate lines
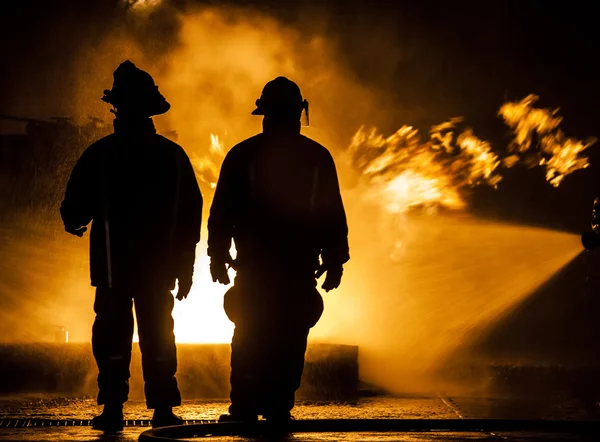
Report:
208,77,350,423
60,61,202,431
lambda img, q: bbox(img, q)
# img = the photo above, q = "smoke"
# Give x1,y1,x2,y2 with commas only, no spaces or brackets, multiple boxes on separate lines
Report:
0,2,590,396
0,220,93,342
0,3,391,341
159,8,394,163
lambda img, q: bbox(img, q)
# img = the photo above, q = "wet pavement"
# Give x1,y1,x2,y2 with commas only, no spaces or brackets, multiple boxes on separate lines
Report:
0,395,598,441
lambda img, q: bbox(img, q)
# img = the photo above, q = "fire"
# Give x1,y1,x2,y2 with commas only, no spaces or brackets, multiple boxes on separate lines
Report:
499,94,596,186
160,99,593,343
347,95,595,218
121,0,162,10
190,134,226,189
348,119,501,214
134,242,235,344
133,134,234,344
171,243,235,343
169,134,233,343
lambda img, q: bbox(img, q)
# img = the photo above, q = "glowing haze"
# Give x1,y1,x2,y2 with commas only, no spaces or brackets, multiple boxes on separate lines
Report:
149,9,588,379
154,8,386,344
3,4,590,393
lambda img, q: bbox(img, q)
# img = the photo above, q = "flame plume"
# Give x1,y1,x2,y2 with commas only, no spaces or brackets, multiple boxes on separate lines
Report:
171,96,591,344
348,120,501,214
499,94,596,187
191,134,226,189
120,0,162,10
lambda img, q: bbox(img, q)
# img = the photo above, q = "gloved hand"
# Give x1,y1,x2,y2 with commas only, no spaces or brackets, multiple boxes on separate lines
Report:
65,225,87,237
210,259,231,285
316,263,343,292
176,276,193,301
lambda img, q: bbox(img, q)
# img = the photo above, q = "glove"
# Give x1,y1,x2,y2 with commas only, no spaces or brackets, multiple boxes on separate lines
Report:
316,263,343,292
176,276,193,301
210,259,231,285
65,225,87,237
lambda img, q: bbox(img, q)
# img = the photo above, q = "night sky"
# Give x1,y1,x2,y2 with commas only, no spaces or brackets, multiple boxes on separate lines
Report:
1,0,600,232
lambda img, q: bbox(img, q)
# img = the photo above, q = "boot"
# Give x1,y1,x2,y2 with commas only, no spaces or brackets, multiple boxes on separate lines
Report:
263,411,294,424
92,404,124,432
152,407,184,428
264,411,294,435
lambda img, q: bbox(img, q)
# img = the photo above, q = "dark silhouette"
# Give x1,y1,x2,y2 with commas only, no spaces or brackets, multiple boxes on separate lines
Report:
582,196,600,250
60,61,202,431
208,77,350,423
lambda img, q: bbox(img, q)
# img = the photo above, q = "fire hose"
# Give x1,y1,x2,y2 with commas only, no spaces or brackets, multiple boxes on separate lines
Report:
138,419,600,440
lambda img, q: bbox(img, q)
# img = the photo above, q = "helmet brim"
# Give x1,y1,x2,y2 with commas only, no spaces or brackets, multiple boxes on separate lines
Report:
251,106,304,117
102,87,170,116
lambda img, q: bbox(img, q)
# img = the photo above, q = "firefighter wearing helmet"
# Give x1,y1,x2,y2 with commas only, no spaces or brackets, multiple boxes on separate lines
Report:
60,61,202,431
208,77,350,423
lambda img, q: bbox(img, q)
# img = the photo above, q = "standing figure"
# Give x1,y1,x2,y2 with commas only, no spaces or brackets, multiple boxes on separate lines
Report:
60,61,202,431
208,77,349,423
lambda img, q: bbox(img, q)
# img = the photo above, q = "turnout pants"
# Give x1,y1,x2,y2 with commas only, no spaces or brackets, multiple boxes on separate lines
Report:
92,285,181,409
224,273,323,417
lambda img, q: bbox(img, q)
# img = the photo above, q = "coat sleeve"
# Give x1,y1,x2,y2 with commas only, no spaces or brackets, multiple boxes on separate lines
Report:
60,146,98,231
207,149,238,262
317,150,350,267
173,150,203,281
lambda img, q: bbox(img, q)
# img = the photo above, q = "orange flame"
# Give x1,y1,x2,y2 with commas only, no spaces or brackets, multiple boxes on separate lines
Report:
133,133,235,344
190,134,226,189
121,0,162,10
348,119,501,214
168,97,592,343
171,247,235,343
499,94,596,186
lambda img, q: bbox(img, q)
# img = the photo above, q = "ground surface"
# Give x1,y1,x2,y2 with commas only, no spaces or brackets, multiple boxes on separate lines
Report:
0,395,599,441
